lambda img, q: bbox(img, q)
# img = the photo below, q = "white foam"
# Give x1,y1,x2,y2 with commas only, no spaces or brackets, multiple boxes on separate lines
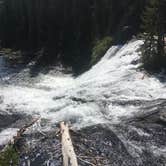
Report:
36,74,75,89
0,40,166,128
0,128,18,146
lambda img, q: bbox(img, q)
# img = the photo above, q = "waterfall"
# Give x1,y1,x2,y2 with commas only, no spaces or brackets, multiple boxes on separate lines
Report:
0,40,166,165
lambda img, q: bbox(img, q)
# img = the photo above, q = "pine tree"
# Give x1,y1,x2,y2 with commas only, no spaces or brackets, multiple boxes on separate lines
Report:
141,0,166,70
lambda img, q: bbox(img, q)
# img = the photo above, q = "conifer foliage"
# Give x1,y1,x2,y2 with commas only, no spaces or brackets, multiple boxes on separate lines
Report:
2,0,163,72
141,0,166,70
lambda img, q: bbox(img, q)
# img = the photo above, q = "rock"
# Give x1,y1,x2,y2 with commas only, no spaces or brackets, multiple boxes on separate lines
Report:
0,112,32,132
0,96,3,104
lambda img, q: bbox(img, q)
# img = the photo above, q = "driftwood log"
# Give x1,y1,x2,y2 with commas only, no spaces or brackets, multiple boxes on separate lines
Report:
60,122,78,166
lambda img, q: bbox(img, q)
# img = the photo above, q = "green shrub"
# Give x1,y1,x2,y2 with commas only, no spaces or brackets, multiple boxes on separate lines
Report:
0,145,19,166
91,37,113,65
1,48,12,54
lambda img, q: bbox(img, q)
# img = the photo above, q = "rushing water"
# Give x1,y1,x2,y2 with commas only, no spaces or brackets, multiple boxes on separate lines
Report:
0,40,166,165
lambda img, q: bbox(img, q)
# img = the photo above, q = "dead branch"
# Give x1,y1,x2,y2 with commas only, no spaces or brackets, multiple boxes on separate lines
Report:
0,117,40,153
78,157,96,166
13,117,40,144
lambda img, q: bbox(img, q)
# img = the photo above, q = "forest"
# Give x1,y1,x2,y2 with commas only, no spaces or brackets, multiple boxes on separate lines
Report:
0,0,148,73
0,0,166,73
1,1,166,166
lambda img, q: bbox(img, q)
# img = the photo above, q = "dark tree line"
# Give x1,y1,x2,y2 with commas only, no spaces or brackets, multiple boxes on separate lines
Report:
0,0,146,72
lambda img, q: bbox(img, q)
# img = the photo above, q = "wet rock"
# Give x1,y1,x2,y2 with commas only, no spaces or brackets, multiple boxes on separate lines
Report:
131,59,140,65
0,112,21,130
73,125,136,166
159,112,166,125
70,97,94,104
18,127,62,166
113,122,166,166
53,96,65,101
0,96,3,104
0,111,32,132
17,121,166,166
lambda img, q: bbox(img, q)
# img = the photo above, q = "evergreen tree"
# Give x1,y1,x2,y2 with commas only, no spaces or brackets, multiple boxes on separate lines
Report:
141,0,166,70
0,0,147,72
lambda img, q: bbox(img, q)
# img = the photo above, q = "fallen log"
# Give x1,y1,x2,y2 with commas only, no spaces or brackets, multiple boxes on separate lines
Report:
60,122,78,166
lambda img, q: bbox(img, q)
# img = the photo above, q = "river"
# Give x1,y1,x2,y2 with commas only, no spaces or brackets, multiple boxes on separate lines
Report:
0,40,166,165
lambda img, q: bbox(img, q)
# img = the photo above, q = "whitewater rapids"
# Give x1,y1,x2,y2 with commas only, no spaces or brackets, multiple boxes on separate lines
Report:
0,40,166,165
0,40,166,127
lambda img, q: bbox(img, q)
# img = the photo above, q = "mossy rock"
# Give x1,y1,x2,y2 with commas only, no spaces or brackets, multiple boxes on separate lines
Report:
1,48,12,54
91,36,113,65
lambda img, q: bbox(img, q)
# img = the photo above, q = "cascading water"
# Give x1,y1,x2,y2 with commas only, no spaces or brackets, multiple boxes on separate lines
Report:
0,40,166,165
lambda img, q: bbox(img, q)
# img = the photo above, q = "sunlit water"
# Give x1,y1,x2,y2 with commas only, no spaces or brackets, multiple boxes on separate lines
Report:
0,40,166,165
